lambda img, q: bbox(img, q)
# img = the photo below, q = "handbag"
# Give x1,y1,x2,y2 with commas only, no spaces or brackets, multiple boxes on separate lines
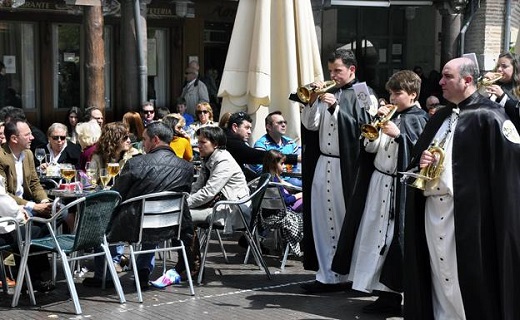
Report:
195,191,226,209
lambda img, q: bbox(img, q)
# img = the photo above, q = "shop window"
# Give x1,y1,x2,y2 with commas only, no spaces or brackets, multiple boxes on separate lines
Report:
0,21,37,109
147,28,169,108
53,23,81,110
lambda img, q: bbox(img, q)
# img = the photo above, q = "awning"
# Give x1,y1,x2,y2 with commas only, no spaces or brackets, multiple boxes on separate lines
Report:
218,0,323,142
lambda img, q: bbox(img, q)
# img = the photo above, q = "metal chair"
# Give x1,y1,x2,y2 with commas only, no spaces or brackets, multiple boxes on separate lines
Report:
11,190,125,315
254,181,303,270
0,217,24,296
198,173,272,284
117,191,195,303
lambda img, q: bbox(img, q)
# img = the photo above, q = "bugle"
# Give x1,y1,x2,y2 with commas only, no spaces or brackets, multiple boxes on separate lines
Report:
477,72,502,89
360,104,398,141
400,141,445,190
297,80,337,104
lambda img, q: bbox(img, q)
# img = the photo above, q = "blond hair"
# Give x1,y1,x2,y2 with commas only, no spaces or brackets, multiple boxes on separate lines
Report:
76,119,102,149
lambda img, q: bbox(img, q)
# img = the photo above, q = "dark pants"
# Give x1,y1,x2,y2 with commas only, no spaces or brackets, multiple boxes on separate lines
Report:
0,222,52,281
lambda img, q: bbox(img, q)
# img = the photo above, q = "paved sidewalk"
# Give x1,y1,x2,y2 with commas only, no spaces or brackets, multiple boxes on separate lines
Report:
0,237,402,320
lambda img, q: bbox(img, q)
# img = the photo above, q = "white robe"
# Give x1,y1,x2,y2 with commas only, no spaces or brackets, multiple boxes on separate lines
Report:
348,133,398,293
423,110,466,320
302,99,349,284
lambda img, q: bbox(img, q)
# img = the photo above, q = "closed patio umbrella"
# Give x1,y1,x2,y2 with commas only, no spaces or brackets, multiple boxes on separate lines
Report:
218,0,323,142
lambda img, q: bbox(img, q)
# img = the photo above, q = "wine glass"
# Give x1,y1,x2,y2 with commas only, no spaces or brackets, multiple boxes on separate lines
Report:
107,162,120,187
85,161,98,189
60,163,76,193
34,148,46,178
99,168,111,190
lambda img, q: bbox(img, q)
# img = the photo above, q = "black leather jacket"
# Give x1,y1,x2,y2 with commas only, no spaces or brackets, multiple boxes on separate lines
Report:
106,146,194,243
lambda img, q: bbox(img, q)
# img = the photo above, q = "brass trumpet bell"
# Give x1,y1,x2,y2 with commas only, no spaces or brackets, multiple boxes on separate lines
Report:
410,143,445,190
297,80,337,104
478,72,502,89
360,105,397,141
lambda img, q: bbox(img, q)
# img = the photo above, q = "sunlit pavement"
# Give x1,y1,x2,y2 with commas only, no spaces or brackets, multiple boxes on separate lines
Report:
0,235,402,320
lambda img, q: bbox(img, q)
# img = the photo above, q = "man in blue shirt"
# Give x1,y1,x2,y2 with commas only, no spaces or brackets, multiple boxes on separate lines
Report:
253,111,301,186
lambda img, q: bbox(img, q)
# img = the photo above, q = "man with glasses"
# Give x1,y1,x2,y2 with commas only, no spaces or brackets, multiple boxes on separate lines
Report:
181,67,209,116
225,111,298,181
252,111,301,186
140,101,156,126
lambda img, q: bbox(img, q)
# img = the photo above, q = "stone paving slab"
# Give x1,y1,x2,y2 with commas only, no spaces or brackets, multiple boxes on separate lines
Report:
0,238,401,320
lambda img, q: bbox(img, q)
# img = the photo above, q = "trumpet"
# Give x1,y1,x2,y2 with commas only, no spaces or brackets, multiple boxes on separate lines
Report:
360,104,398,141
297,80,337,104
409,141,445,190
478,72,502,89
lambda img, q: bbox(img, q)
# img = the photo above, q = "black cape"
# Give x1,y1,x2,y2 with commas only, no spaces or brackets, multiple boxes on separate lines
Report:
301,79,373,271
404,92,520,319
331,105,428,292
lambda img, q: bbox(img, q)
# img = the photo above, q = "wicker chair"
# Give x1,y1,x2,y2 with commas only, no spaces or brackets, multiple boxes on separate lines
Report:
11,190,124,315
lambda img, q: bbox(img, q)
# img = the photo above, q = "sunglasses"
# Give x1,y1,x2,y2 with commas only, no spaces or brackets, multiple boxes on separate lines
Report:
142,110,154,114
196,110,209,114
51,136,67,141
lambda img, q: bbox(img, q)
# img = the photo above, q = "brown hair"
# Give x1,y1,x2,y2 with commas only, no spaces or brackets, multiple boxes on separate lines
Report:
94,122,129,164
122,111,144,140
262,150,285,179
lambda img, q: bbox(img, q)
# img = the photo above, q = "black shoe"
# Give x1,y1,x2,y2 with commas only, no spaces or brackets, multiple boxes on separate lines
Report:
137,269,150,290
82,277,115,288
362,296,402,315
33,279,56,293
238,235,248,248
300,281,350,294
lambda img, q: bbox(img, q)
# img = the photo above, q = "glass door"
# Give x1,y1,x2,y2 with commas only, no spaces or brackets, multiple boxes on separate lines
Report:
0,21,37,109
53,23,82,110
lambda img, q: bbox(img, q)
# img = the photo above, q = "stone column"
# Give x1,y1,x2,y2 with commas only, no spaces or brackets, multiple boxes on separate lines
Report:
437,0,467,67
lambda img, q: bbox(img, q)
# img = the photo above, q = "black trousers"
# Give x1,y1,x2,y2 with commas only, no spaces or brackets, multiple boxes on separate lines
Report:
0,222,52,281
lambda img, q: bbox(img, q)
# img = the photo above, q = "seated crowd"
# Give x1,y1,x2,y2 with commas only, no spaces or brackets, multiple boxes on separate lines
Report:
0,103,303,294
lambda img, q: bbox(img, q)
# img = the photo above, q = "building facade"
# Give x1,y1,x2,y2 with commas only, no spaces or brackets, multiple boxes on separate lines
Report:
0,0,518,130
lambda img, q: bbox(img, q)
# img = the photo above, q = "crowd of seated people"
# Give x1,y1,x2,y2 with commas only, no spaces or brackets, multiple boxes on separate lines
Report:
0,103,303,295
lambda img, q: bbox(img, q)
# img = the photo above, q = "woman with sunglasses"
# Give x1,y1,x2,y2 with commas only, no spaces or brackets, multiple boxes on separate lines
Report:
188,102,217,147
189,102,216,132
40,123,81,171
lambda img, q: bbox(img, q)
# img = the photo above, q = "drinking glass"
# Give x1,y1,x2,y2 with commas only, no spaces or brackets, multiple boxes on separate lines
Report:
99,168,111,190
107,162,120,187
85,161,98,189
60,163,76,193
34,148,46,178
